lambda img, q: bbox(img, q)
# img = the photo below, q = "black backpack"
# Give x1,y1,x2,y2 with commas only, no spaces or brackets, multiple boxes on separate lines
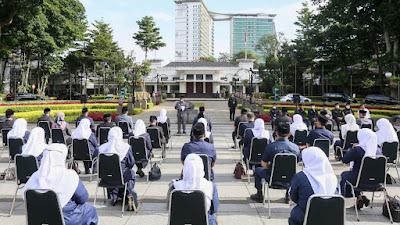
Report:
149,163,161,181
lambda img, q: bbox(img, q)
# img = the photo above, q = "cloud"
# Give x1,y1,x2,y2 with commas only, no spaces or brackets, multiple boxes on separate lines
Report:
150,12,174,21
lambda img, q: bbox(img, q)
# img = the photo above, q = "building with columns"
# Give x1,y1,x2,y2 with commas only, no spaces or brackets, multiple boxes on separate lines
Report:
144,59,260,97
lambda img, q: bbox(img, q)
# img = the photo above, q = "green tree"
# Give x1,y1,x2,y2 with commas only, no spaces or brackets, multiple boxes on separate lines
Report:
130,61,152,92
217,52,232,62
232,50,259,63
133,16,166,60
199,56,217,62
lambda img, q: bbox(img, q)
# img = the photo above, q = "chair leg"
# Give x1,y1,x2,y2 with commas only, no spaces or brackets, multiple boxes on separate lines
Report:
103,187,106,204
94,184,99,205
246,160,250,184
383,189,394,223
262,179,266,205
395,164,400,183
349,184,360,221
4,158,11,183
9,186,18,217
371,192,374,208
146,162,150,184
267,185,271,219
121,184,127,218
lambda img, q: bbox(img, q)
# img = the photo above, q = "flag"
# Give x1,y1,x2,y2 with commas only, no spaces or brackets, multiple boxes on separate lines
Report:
245,31,247,44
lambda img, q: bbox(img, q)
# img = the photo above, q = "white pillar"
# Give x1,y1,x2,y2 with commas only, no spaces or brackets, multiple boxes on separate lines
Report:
167,84,171,93
242,85,246,93
154,84,157,92
256,84,259,93
203,82,206,93
229,85,232,93
194,82,196,93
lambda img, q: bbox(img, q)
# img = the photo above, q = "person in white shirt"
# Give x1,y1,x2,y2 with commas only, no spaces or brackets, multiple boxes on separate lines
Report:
357,104,370,119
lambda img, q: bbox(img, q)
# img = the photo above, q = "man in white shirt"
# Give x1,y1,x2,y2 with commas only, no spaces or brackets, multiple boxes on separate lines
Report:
357,104,370,119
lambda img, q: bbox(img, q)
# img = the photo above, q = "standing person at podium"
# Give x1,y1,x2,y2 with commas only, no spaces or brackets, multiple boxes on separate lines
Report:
175,96,189,134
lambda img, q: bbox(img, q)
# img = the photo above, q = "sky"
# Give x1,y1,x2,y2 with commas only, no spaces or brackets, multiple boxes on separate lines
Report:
80,0,310,63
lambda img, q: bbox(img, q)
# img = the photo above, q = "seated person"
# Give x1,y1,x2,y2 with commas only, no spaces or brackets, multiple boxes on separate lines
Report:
71,119,99,174
0,109,15,130
37,108,55,127
53,112,72,145
343,102,354,115
115,106,134,133
8,118,30,143
250,116,301,203
99,127,136,210
172,154,219,225
76,107,95,132
294,104,309,127
393,115,400,131
356,110,372,128
334,114,359,158
376,118,398,155
23,144,98,225
239,118,272,166
308,104,318,129
148,115,166,147
232,109,248,148
96,113,115,138
130,119,152,178
181,123,217,181
238,112,255,139
157,109,171,143
332,103,344,131
340,129,383,209
281,107,291,118
319,104,332,119
270,103,280,129
20,127,48,164
191,118,214,144
305,115,334,148
289,147,338,225
357,104,370,119
290,114,308,142
192,106,212,131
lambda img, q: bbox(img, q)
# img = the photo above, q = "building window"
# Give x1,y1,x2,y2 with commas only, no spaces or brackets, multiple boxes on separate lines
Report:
173,77,180,81
186,74,194,80
196,74,203,80
161,77,168,81
206,74,213,80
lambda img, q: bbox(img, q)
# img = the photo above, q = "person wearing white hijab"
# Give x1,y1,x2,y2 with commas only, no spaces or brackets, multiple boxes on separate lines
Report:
23,144,98,225
20,127,47,164
334,114,359,158
99,127,136,207
340,129,382,209
71,118,99,175
289,147,337,225
173,154,219,225
130,119,152,178
8,118,30,143
376,118,398,155
290,114,308,138
157,109,170,125
190,118,214,144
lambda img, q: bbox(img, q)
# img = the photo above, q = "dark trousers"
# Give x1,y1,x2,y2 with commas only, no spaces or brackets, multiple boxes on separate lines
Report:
271,119,276,130
229,107,236,120
232,131,237,148
255,167,271,190
334,119,343,131
177,116,186,132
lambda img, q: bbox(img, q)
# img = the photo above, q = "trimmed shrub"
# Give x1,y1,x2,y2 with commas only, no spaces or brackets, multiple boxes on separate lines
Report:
147,103,155,109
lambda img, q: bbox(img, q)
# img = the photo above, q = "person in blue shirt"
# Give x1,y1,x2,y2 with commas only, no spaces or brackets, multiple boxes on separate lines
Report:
172,154,219,225
238,112,255,138
250,116,301,203
289,147,338,225
269,103,280,129
99,127,136,209
190,118,214,144
75,107,95,132
129,119,152,178
71,118,99,174
181,123,217,181
305,115,334,148
115,106,134,133
23,144,98,225
7,118,30,143
340,129,383,209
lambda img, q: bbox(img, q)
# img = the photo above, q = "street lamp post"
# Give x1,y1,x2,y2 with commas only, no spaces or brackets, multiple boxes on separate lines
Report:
249,68,255,104
132,68,136,103
232,74,239,94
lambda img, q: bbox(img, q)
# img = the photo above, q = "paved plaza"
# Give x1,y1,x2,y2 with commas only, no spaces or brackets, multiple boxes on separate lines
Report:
0,100,398,225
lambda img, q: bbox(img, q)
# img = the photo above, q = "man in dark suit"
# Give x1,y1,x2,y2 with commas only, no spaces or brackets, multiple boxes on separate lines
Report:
148,115,166,147
38,108,55,127
96,113,115,138
228,94,238,121
175,96,189,134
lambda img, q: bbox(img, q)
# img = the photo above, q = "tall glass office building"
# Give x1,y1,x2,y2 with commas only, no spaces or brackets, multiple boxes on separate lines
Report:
230,16,276,59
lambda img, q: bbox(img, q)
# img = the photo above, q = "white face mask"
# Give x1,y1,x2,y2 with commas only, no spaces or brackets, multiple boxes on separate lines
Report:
273,106,276,109
311,106,315,109
335,106,339,109
324,107,328,110
346,106,350,109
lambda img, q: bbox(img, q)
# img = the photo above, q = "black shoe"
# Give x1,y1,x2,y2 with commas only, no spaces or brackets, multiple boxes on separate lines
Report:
356,199,364,210
85,169,90,174
362,196,370,207
183,131,186,134
112,199,118,206
231,146,236,149
92,170,97,174
177,132,181,135
285,190,290,204
137,169,145,178
250,193,264,203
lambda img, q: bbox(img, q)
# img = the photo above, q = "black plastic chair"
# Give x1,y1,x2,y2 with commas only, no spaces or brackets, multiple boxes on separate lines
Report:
72,138,97,181
5,138,24,183
336,130,358,161
198,154,211,181
118,121,130,138
147,127,166,161
158,122,172,150
234,122,246,149
361,124,372,129
325,124,332,132
94,153,132,217
24,189,66,225
0,128,10,157
10,154,39,216
294,130,307,146
263,153,297,218
99,127,110,145
397,131,400,143
129,136,151,183
51,128,65,144
246,137,268,183
313,139,330,158
303,195,345,225
38,121,51,144
168,189,208,225
382,142,400,182
344,155,393,223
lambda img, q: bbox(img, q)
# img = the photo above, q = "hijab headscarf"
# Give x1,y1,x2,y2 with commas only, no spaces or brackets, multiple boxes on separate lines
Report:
158,109,168,124
302,147,337,195
133,119,146,137
21,127,47,157
174,154,214,211
341,114,359,140
8,118,28,139
251,118,269,139
99,127,130,161
290,114,308,136
55,112,66,129
22,144,79,208
358,128,378,157
198,118,211,138
376,118,398,147
71,118,92,139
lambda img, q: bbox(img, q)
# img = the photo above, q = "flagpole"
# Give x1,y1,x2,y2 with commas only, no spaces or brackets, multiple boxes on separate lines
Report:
245,22,248,60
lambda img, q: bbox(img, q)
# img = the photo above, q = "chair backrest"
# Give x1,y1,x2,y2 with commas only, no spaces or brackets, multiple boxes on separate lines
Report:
343,130,358,149
270,153,297,185
356,155,387,188
147,127,162,148
303,195,345,225
38,121,51,142
25,189,66,225
382,142,399,164
118,121,129,135
72,139,92,161
397,131,400,143
198,154,210,181
361,124,372,129
237,122,246,138
98,153,123,186
129,136,148,162
243,128,252,140
99,127,111,145
51,128,65,144
313,139,330,158
2,128,10,146
294,130,307,146
325,124,332,132
8,138,24,160
15,154,39,185
158,122,170,139
249,138,268,163
169,189,208,225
